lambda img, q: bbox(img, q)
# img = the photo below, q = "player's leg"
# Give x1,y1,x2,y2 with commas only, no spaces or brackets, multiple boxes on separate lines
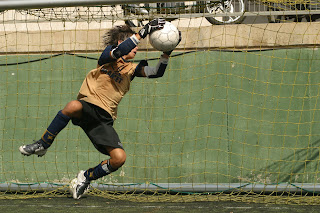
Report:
71,147,126,199
19,100,83,157
85,147,126,179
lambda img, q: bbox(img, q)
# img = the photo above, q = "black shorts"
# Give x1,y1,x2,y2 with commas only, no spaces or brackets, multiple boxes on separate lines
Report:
71,100,124,155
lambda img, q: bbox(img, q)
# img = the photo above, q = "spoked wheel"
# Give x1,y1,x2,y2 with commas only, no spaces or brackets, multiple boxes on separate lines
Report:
204,0,246,25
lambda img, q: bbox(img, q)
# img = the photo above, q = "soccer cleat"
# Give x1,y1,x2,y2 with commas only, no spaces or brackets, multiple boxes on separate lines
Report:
19,140,48,157
70,170,90,199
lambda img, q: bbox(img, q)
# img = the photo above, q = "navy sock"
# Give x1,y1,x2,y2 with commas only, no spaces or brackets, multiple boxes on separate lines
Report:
40,110,70,148
84,160,118,181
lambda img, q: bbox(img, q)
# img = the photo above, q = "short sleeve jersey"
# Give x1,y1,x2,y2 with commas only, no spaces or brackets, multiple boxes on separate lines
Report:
77,57,137,120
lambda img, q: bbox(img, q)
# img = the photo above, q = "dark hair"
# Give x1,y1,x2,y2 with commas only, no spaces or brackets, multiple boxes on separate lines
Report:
103,25,135,47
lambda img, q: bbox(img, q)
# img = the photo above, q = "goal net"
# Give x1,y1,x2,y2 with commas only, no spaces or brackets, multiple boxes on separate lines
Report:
1,1,320,203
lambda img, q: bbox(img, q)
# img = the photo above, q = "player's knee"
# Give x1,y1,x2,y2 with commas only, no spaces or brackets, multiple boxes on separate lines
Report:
62,100,82,117
111,150,126,168
114,154,126,168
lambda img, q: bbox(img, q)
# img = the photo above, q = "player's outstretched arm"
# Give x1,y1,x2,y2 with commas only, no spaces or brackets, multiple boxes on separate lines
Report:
97,34,140,66
111,18,165,59
133,53,170,79
131,54,168,79
97,18,165,67
112,18,165,60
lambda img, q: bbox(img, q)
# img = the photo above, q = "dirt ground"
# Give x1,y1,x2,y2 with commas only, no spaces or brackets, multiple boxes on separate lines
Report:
0,196,320,213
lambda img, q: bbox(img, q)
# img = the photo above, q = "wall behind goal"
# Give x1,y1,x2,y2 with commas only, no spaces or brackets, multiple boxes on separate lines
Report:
1,48,320,186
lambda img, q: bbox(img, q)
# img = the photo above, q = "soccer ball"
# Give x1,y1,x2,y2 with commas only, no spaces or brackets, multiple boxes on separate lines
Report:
149,21,180,52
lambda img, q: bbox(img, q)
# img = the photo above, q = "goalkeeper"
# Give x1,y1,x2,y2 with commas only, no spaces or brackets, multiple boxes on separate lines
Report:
18,18,181,199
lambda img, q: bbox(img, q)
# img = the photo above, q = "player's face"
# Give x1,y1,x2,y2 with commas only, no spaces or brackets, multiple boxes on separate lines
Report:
125,46,138,60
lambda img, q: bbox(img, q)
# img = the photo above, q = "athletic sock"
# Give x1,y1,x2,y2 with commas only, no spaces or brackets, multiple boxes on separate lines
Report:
84,160,117,181
40,110,71,149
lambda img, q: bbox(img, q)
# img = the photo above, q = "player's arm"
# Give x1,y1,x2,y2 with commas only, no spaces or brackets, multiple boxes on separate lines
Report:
134,54,169,78
97,18,165,67
97,35,140,67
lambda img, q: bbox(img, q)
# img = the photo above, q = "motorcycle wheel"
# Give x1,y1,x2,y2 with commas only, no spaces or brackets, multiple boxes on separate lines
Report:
204,0,246,25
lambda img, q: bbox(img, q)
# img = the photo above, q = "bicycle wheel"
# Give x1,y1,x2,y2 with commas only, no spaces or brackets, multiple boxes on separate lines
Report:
204,0,246,25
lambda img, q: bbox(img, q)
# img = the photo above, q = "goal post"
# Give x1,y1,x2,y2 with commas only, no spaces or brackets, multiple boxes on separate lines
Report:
1,0,320,203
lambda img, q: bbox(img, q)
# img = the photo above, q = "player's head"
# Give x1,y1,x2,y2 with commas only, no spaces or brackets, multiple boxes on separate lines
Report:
103,25,135,47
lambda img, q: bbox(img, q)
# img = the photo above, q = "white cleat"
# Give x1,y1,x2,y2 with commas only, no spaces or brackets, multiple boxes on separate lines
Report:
19,140,47,157
70,170,90,199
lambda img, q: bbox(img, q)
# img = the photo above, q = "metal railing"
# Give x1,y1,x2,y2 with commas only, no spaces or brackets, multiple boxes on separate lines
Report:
1,1,320,24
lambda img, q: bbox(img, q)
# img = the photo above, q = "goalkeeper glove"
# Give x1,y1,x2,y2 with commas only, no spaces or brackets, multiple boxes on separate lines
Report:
138,18,166,39
164,30,182,56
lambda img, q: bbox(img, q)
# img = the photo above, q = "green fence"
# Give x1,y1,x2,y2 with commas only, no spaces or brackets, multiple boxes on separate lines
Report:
1,49,320,188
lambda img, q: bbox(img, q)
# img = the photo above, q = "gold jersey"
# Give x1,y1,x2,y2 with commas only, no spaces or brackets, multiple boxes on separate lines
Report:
77,58,137,120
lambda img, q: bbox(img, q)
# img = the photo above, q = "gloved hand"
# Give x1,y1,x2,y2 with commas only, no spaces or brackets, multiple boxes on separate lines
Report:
138,18,166,39
164,30,182,56
136,60,148,72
